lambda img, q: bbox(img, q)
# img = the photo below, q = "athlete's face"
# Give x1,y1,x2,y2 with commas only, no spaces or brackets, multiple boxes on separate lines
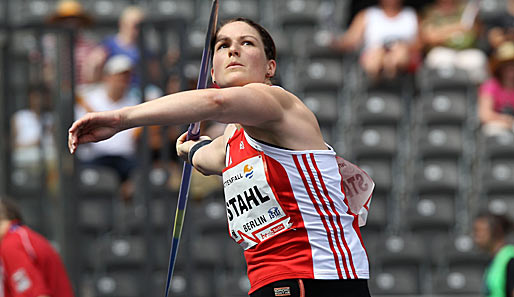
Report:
212,21,276,87
472,217,492,252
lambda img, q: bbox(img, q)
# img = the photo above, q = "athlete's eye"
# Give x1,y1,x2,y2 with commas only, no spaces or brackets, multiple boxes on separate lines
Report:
242,41,254,46
216,43,228,50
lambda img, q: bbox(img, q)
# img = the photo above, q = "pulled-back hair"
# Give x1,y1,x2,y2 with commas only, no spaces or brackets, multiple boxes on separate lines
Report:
475,210,512,239
211,17,277,62
0,198,24,224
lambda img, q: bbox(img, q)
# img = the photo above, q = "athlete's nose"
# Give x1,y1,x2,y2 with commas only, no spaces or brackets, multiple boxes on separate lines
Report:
228,44,240,57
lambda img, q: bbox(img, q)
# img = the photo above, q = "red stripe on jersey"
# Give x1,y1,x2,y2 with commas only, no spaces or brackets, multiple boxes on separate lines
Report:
301,154,352,278
292,154,345,278
309,153,358,278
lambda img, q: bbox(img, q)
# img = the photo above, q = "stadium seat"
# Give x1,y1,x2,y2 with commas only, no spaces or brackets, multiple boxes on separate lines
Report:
417,66,470,91
302,91,338,124
146,0,194,22
96,236,147,268
479,0,506,23
154,235,189,270
414,159,459,194
368,265,421,295
219,0,260,21
355,91,402,125
407,194,455,234
417,125,463,159
298,58,344,91
77,166,120,196
185,26,208,60
194,198,228,234
352,126,397,159
487,195,514,221
78,198,113,232
481,132,514,159
299,29,344,59
192,268,217,297
223,239,246,270
273,0,321,32
153,269,189,297
432,265,485,295
482,159,514,194
357,159,393,193
7,0,52,25
218,271,251,297
192,233,226,268
440,234,488,267
88,0,131,22
9,166,43,197
375,234,427,266
95,272,142,297
417,91,468,125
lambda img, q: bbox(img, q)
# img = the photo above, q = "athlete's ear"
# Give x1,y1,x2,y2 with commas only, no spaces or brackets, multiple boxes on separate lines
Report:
266,59,276,78
211,68,216,84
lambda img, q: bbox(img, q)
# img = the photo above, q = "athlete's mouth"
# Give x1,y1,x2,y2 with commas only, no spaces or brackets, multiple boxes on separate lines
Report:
227,62,243,68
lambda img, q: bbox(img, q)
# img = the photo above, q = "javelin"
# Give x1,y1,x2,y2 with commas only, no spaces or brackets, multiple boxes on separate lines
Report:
163,1,219,296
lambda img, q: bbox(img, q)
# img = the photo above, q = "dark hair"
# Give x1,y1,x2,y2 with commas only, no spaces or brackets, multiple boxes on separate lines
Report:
0,199,24,224
475,210,512,239
211,17,277,62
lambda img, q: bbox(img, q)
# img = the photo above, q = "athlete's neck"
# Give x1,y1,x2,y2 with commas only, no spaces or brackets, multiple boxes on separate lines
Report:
0,220,11,241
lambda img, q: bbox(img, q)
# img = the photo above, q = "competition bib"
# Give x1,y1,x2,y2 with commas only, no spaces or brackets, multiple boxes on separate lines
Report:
223,155,292,250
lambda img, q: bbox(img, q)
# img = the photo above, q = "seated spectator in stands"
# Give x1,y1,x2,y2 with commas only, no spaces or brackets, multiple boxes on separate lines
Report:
485,0,514,51
11,84,56,170
420,0,488,83
478,41,514,136
75,55,140,201
46,0,98,86
85,6,161,87
0,198,75,297
332,0,421,80
472,211,514,297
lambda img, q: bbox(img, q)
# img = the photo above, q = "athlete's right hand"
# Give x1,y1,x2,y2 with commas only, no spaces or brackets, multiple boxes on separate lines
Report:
176,131,212,162
68,110,123,154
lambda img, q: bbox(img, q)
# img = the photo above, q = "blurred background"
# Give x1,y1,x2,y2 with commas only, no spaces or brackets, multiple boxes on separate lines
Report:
0,0,514,296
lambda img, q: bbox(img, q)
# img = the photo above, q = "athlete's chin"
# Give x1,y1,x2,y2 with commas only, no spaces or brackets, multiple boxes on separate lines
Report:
219,76,258,88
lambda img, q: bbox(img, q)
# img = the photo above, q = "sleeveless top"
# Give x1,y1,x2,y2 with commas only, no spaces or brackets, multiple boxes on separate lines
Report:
222,128,369,293
363,6,418,50
484,245,514,297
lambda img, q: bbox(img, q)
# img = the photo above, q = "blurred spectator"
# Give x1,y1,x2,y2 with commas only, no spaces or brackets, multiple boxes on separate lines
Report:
332,0,421,80
485,0,514,51
472,211,514,297
420,0,488,83
10,84,56,170
85,6,161,87
75,55,140,201
0,198,75,297
46,0,98,86
134,73,182,166
478,41,514,136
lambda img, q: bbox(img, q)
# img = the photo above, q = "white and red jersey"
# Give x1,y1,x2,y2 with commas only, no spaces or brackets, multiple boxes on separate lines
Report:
222,128,369,294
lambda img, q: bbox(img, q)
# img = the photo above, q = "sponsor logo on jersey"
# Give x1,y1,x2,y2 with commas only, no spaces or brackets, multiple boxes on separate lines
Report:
12,268,31,293
274,287,291,296
223,173,243,188
244,164,254,179
268,207,281,219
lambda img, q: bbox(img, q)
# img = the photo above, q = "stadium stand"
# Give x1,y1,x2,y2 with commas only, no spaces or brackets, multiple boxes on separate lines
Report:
2,0,514,296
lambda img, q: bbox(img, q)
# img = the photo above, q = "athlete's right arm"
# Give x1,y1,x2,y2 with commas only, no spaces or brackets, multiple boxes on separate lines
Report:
176,125,235,176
